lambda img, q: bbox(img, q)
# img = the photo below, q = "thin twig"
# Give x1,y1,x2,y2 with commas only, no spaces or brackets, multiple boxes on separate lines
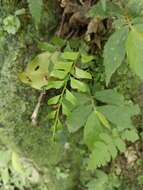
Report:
31,92,45,126
56,12,66,37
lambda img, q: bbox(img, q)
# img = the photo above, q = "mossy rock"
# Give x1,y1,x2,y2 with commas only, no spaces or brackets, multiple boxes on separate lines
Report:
0,28,81,190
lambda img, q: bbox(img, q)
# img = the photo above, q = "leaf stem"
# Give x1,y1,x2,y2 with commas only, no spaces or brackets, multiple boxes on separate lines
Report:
52,80,67,140
52,54,80,140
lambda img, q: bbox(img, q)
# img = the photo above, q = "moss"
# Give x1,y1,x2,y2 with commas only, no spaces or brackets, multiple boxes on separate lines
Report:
0,18,82,190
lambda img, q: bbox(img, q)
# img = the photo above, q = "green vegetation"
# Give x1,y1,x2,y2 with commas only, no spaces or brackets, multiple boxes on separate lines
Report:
0,0,143,189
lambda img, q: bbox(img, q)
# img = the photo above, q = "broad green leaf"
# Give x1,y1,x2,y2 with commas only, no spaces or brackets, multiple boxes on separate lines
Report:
70,77,89,92
127,0,143,16
48,95,60,105
46,80,64,90
54,61,73,71
121,129,139,142
88,1,122,18
95,111,111,129
65,89,78,106
97,103,140,130
81,54,95,63
104,27,129,85
73,92,91,105
84,111,103,150
12,152,24,174
95,89,124,105
50,70,67,79
67,105,92,133
75,67,92,79
61,52,79,60
62,102,71,116
126,28,143,80
19,52,52,89
62,98,75,114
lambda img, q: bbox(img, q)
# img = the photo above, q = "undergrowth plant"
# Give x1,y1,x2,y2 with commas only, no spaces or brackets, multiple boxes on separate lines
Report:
0,144,41,190
27,0,43,27
18,0,143,172
88,0,143,85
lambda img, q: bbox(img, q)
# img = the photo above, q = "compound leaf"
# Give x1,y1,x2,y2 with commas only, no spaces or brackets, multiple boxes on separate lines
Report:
104,27,129,85
126,28,143,80
67,104,92,133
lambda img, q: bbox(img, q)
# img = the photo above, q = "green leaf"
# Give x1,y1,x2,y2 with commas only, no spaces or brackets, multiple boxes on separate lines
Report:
84,111,103,150
88,141,111,169
48,95,60,105
62,102,71,116
104,27,129,85
114,138,126,152
75,67,92,79
65,89,78,106
56,119,63,129
46,80,64,90
67,105,92,133
97,103,140,130
3,15,21,34
51,36,66,47
27,0,43,27
73,92,91,105
101,0,107,11
99,133,117,159
19,52,52,89
81,54,95,63
126,28,143,80
54,61,73,71
127,0,143,17
95,111,111,129
51,70,67,79
88,1,122,18
12,152,24,174
70,77,89,92
95,89,124,105
122,129,139,142
48,110,56,119
61,52,79,60
87,171,108,190
38,42,57,52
